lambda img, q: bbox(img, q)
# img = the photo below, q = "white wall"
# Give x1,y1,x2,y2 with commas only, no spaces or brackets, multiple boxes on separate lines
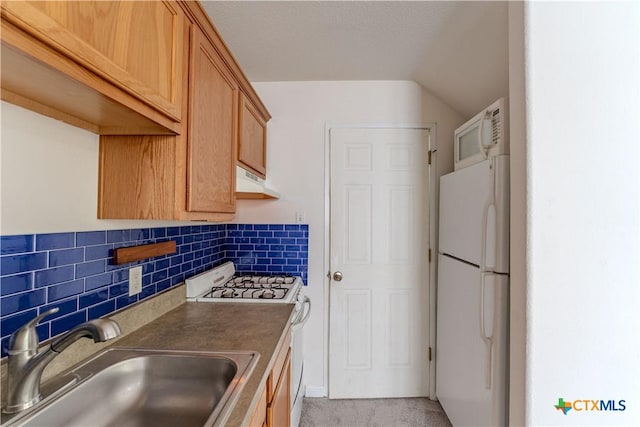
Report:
236,80,464,395
0,102,196,234
525,2,640,425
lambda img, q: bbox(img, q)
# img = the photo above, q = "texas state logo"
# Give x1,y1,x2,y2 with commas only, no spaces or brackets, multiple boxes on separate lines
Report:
555,397,626,415
555,398,573,415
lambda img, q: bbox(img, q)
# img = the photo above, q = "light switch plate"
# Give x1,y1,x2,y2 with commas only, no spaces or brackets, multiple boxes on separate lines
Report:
129,266,142,296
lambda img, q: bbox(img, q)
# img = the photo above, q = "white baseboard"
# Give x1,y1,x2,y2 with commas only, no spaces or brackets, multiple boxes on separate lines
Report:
305,385,327,397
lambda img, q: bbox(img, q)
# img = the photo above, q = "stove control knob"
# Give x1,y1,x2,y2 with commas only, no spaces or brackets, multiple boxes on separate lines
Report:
332,271,343,282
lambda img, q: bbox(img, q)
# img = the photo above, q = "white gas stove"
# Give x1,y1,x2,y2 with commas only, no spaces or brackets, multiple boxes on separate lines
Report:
185,261,303,304
185,261,309,427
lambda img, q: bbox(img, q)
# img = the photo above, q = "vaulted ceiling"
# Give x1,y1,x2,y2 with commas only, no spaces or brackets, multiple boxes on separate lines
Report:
201,1,509,119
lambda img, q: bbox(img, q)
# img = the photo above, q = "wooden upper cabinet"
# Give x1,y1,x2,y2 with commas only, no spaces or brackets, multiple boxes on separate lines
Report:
187,24,237,214
238,92,268,178
98,17,237,221
1,0,183,121
74,0,271,221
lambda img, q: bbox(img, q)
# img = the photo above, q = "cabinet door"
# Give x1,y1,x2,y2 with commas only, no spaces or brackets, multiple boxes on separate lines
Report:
186,24,237,214
268,327,292,400
248,386,268,427
1,1,183,121
267,350,291,427
238,92,267,178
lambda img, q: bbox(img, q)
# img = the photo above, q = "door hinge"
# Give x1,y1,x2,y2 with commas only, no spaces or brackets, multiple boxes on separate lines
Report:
428,249,432,263
428,347,432,362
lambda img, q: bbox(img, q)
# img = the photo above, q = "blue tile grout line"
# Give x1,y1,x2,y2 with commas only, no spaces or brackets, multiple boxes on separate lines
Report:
0,224,309,357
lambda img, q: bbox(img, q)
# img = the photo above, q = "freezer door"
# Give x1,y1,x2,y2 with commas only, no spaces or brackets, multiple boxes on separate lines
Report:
436,254,508,426
438,156,509,273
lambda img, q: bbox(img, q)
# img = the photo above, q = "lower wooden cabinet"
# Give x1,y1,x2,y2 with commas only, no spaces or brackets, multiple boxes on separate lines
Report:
249,327,291,427
248,386,267,427
268,349,291,427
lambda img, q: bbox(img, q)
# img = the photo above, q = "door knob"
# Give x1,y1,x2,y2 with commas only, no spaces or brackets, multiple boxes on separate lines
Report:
333,271,343,282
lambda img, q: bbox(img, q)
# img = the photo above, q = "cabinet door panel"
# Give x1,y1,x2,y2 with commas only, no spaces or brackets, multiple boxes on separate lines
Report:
1,0,183,120
187,25,236,214
267,350,291,427
248,386,267,427
98,135,176,219
268,327,292,401
238,92,267,177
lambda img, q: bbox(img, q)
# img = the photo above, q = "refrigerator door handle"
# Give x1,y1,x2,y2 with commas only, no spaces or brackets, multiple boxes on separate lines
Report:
480,200,496,272
480,272,495,390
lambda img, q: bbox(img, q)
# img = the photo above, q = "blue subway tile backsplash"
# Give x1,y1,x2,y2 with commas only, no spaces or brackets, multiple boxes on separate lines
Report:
76,231,105,247
1,253,48,276
0,273,32,296
49,248,84,267
0,224,308,358
35,233,75,251
0,235,34,255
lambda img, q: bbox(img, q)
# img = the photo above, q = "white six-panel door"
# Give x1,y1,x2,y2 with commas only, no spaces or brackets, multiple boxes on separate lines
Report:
328,127,430,398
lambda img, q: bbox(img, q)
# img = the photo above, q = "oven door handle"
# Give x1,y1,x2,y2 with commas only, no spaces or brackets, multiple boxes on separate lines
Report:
292,296,311,330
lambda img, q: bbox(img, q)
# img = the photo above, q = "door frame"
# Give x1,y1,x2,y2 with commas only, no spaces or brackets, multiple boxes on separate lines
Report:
322,123,438,399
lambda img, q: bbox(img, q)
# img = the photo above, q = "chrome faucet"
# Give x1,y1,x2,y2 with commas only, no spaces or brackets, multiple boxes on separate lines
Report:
3,308,121,414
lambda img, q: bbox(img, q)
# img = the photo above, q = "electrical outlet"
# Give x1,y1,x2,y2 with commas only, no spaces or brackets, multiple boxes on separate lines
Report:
295,211,306,224
129,266,142,296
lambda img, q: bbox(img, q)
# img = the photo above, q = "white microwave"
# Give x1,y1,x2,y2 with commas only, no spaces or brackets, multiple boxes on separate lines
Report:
454,98,508,170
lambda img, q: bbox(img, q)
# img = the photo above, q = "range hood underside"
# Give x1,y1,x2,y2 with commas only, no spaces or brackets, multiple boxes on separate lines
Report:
236,166,279,199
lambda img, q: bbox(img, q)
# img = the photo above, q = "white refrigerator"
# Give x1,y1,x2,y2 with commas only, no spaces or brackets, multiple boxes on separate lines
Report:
436,155,509,426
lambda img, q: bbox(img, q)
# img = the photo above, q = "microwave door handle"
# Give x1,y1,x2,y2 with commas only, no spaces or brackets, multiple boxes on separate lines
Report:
478,111,493,159
478,113,488,159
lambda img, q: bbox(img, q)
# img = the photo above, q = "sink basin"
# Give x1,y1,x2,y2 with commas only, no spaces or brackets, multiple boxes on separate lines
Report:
2,348,259,427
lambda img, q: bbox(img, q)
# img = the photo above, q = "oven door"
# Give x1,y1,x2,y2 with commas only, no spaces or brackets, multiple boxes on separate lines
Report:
290,296,310,427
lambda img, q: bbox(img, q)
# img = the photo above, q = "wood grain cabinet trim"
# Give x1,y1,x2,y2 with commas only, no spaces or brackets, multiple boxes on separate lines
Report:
1,0,184,121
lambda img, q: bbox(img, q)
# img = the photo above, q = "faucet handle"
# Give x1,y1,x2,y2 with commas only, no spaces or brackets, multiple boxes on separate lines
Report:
7,308,59,355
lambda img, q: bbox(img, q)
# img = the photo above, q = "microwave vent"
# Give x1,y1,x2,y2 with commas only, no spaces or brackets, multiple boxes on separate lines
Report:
491,108,502,145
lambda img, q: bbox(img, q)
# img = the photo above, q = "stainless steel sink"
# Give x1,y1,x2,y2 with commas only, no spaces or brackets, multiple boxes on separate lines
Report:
2,348,259,427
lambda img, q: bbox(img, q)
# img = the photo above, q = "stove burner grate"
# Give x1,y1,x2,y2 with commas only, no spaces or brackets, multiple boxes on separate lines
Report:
202,274,295,299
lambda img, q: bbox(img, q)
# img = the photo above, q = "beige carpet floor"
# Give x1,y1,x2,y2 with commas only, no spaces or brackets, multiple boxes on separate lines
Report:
300,397,452,427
